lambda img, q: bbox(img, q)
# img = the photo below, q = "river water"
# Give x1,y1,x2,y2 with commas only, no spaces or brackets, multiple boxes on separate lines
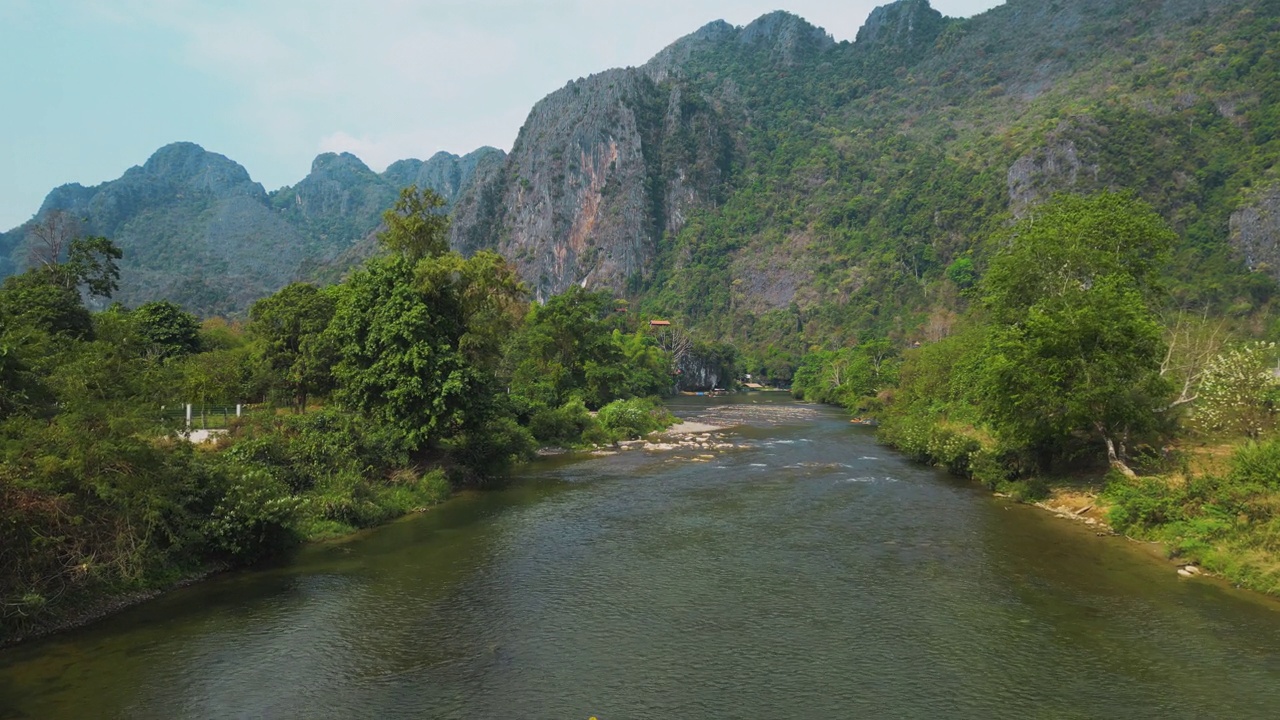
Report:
2,396,1279,719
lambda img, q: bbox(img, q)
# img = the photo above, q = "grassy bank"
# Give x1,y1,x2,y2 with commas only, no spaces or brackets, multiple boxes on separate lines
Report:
878,416,1280,596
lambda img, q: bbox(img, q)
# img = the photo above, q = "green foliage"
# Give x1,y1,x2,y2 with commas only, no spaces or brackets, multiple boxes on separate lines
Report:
378,185,450,261
1227,438,1280,493
792,339,900,411
981,193,1176,323
1100,437,1280,594
1104,474,1190,532
506,286,670,411
967,193,1176,467
329,255,477,450
131,300,202,360
944,257,975,289
596,397,674,440
443,416,537,482
64,236,123,299
204,468,301,562
0,268,93,339
249,283,338,410
528,399,595,445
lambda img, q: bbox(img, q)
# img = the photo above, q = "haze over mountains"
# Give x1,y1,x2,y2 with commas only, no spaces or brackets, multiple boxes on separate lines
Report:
3,0,1278,354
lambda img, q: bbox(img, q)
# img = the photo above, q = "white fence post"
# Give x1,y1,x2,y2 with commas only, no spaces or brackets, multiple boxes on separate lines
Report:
185,403,192,431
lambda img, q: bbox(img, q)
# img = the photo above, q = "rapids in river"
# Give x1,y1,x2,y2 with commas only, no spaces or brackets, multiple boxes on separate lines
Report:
2,396,1279,719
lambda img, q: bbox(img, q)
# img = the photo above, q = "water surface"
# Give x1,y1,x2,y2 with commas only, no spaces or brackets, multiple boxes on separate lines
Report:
2,396,1279,719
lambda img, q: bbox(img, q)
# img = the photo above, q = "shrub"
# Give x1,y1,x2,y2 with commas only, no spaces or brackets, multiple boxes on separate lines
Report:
1103,473,1188,533
597,397,672,440
446,416,537,479
204,469,302,562
528,398,594,445
1228,438,1280,491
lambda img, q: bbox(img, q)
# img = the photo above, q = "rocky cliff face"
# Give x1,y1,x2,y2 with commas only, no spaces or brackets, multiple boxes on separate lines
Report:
1007,120,1104,217
1230,187,1280,279
383,147,505,204
856,0,947,55
448,12,836,300
450,68,738,300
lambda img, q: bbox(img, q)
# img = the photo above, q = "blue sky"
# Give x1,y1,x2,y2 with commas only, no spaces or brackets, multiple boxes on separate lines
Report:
0,0,1005,230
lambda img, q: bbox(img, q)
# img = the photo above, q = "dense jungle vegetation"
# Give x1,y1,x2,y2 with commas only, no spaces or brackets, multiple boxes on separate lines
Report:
0,188,684,642
638,1,1280,385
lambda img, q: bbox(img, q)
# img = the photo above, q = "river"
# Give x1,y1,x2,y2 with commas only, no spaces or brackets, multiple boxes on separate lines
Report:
2,396,1279,719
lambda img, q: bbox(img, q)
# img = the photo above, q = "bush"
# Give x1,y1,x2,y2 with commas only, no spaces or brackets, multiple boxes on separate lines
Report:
528,398,594,445
1103,473,1189,533
446,416,537,480
203,468,302,562
1228,438,1280,491
596,397,673,440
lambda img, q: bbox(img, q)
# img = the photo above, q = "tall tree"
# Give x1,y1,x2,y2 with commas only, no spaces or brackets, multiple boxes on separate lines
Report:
132,300,201,360
248,283,338,411
968,192,1177,474
378,186,450,261
330,255,475,451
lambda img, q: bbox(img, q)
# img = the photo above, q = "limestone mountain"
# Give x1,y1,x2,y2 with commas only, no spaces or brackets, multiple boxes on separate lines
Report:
0,144,503,314
5,0,1279,361
447,0,1280,376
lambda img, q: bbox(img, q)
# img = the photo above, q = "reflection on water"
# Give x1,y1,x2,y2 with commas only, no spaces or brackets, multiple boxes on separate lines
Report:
2,395,1279,719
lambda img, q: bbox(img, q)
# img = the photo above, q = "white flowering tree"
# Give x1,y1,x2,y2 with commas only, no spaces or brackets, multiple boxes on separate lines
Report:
1191,342,1280,437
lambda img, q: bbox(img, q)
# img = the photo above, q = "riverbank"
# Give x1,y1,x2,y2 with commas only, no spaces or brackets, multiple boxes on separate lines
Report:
0,566,227,650
0,400,688,648
10,395,1280,719
877,416,1280,598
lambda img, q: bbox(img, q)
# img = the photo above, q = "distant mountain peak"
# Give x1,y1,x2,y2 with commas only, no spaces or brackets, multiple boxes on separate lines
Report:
137,141,258,196
309,152,374,175
857,0,946,51
738,10,834,49
691,19,735,42
645,11,834,80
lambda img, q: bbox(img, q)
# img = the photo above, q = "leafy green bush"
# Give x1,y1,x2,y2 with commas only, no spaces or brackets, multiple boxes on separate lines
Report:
596,397,673,440
204,469,302,562
1228,438,1280,491
528,398,595,445
444,416,537,480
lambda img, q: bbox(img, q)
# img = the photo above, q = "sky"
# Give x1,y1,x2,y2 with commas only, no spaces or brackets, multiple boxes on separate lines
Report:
0,0,1006,230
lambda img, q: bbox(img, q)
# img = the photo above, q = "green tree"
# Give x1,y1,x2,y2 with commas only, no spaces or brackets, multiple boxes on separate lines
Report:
132,300,202,360
63,236,123,299
329,255,477,451
378,186,450,261
0,269,93,339
968,193,1177,473
249,283,338,411
505,286,625,409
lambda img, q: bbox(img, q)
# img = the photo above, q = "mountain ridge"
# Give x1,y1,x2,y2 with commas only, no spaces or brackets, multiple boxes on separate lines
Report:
4,0,1279,350
0,142,505,312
